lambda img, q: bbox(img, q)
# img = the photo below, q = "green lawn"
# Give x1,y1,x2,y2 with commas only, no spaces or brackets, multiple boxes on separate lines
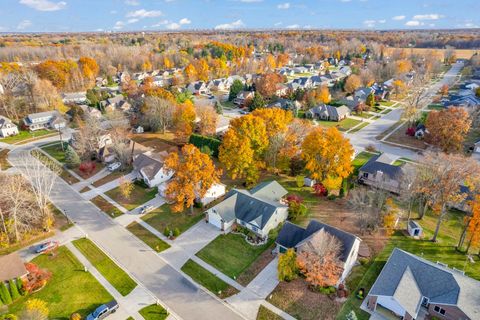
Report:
317,118,362,132
257,305,283,320
348,122,370,133
127,221,171,253
91,195,124,218
139,304,169,320
196,233,274,278
40,142,68,163
141,205,204,236
337,208,480,320
7,246,113,318
72,238,137,296
427,104,444,111
352,112,374,119
380,108,393,114
105,181,157,211
0,129,56,144
379,101,395,107
181,259,239,299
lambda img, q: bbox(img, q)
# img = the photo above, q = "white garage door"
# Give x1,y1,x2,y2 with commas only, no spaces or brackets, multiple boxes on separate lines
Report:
376,296,405,317
207,212,223,229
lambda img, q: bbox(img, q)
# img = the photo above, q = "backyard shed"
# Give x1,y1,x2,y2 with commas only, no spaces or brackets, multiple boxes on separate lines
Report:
407,220,423,237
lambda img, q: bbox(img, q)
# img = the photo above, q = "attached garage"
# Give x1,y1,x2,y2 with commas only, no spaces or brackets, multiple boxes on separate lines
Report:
206,210,223,229
376,296,405,317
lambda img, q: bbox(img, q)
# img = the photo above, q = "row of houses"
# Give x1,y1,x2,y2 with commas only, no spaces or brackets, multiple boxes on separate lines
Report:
0,111,67,138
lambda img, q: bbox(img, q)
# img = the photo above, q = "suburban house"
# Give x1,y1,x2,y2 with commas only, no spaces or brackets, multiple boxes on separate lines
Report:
209,78,229,91
234,91,255,106
0,116,19,138
102,95,132,113
0,252,28,283
355,87,374,101
267,98,301,112
187,81,210,95
276,220,361,283
358,154,406,193
133,151,174,188
205,180,288,239
23,111,66,131
66,105,102,120
306,104,350,121
62,92,87,104
366,248,480,320
197,183,226,206
275,83,289,96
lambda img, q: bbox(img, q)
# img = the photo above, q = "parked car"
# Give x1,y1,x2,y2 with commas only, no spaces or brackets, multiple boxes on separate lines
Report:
86,300,119,320
239,110,249,115
140,205,154,214
34,241,58,254
107,162,121,172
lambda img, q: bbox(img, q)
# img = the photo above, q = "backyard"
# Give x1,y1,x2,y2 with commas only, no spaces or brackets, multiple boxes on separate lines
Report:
181,259,239,299
127,221,171,253
72,238,137,296
141,205,204,236
7,246,113,318
196,233,275,279
105,181,157,211
91,195,124,218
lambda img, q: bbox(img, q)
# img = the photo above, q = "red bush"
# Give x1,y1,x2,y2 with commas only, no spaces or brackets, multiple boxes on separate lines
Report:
405,127,415,136
24,263,52,293
313,183,328,197
286,194,303,204
79,161,96,175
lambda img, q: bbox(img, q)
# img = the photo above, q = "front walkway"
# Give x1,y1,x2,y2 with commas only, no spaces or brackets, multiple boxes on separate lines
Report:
82,172,136,200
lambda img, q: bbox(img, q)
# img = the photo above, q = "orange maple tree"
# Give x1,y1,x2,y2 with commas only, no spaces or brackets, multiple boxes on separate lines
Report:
164,144,222,213
425,108,471,153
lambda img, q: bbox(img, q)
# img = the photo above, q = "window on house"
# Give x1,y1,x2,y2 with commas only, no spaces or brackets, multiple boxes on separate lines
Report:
363,172,369,178
433,306,446,315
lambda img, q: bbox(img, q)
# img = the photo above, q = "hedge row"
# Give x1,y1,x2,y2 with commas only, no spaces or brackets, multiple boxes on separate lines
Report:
188,134,221,157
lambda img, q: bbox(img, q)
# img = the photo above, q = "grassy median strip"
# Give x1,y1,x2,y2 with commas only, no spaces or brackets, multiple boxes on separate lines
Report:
127,221,171,253
72,238,137,296
257,305,283,320
139,304,169,320
32,149,80,184
181,259,239,299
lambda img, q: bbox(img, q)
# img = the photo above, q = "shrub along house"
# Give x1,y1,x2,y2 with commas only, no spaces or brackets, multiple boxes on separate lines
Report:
366,248,480,320
276,220,361,283
205,180,288,239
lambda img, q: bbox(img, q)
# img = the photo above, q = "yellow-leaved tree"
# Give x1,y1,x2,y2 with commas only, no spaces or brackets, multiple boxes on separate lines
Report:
301,127,354,192
164,144,222,213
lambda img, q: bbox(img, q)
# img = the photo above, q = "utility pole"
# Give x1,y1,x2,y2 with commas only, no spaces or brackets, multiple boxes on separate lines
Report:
58,128,64,151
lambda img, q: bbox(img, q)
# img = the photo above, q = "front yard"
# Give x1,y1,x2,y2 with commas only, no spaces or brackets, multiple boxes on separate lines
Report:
127,221,171,253
73,238,137,296
139,303,169,320
196,233,274,279
91,195,124,218
91,170,128,188
181,259,239,299
105,181,157,211
7,246,113,318
0,129,56,144
141,205,204,236
384,122,428,150
316,118,362,132
32,150,80,184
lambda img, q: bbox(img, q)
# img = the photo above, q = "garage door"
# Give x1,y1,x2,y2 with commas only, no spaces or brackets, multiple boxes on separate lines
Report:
207,211,223,229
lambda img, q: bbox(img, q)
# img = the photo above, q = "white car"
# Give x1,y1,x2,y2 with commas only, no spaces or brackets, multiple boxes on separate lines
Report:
107,162,121,172
140,205,154,214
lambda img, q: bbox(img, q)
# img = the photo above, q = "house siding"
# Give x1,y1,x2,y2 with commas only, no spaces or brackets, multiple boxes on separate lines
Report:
427,304,470,320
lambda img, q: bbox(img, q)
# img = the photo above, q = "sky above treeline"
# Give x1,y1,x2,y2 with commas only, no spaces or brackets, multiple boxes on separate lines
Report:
0,0,478,33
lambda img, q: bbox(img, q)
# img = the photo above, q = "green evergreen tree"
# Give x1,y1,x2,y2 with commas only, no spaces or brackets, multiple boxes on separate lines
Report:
214,101,223,115
64,146,80,169
0,282,12,304
228,79,244,101
8,280,20,301
249,92,265,111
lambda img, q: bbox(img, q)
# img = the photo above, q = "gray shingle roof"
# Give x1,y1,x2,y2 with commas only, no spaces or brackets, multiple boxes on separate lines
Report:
369,248,480,319
208,181,287,228
276,220,360,262
133,151,168,180
359,154,404,180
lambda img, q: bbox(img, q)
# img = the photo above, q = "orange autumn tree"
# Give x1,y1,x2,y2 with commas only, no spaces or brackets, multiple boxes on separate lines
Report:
316,85,331,104
164,144,222,213
344,74,361,94
296,229,343,288
197,105,218,136
173,101,196,143
425,108,471,153
301,127,354,192
466,196,480,253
